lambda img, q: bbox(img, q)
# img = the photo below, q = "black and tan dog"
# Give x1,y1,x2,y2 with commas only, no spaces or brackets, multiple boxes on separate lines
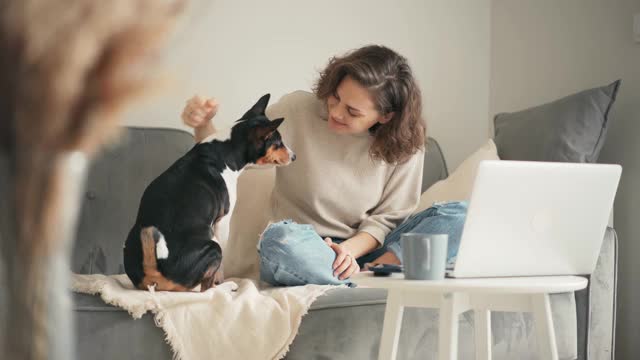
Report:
123,94,295,291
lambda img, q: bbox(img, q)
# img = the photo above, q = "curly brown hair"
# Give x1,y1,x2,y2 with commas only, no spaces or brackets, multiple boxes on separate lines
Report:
313,45,426,164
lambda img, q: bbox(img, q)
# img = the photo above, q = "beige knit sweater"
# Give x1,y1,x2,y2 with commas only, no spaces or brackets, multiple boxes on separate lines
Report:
266,91,424,245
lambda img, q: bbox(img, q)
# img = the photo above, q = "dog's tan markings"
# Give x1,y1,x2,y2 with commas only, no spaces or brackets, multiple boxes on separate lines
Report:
256,145,291,165
139,227,189,292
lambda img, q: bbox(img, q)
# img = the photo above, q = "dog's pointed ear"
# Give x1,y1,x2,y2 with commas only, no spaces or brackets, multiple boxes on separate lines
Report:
241,93,270,119
269,117,284,130
255,118,284,140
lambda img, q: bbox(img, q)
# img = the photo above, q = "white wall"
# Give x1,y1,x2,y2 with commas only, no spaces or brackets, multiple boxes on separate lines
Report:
122,0,491,170
491,1,640,359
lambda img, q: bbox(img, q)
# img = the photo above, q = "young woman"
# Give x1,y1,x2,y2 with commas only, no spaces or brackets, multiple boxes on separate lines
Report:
182,45,467,286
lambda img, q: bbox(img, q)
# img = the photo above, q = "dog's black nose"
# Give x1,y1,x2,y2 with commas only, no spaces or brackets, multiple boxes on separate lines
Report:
291,153,297,161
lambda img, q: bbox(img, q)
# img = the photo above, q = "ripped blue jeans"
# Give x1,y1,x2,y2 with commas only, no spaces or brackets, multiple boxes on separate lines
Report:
258,201,468,287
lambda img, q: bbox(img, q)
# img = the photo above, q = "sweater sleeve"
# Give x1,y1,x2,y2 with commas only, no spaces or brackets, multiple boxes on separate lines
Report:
357,151,425,245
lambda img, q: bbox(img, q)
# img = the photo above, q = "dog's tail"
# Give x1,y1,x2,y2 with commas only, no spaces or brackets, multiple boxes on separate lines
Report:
138,226,189,292
140,226,166,279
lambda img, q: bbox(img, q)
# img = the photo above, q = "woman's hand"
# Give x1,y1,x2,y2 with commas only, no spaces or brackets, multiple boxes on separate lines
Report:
324,238,360,280
182,95,219,142
181,95,219,129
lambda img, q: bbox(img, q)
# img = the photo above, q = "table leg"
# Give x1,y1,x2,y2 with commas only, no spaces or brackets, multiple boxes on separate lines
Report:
439,293,464,360
474,309,491,360
531,293,559,360
378,290,405,360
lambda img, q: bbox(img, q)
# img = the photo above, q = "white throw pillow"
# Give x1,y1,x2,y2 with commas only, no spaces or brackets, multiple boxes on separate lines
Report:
412,139,500,215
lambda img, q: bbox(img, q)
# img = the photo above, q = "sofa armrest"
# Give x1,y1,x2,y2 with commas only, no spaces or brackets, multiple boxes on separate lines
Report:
576,227,617,360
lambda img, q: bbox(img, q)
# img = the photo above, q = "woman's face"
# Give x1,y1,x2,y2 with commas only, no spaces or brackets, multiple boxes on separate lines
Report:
327,76,392,135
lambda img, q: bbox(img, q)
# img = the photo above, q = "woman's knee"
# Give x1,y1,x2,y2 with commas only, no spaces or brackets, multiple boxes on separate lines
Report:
258,220,348,286
258,220,321,259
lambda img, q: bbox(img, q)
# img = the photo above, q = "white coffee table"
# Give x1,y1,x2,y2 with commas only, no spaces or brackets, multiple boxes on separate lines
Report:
351,272,588,360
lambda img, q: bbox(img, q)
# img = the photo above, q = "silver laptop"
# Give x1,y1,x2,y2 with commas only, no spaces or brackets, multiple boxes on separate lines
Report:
447,160,621,278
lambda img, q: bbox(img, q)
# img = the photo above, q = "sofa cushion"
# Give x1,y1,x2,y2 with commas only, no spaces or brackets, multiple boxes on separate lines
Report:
493,80,620,163
414,139,499,214
74,287,578,360
74,294,172,360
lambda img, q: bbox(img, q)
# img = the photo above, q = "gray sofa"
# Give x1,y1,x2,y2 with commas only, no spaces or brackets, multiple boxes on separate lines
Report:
70,127,617,359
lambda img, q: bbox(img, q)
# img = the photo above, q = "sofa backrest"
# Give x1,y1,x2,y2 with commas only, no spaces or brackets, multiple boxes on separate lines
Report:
71,127,449,275
422,137,449,192
72,127,194,274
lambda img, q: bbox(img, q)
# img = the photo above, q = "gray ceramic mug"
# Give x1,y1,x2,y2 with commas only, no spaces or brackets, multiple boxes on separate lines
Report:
401,233,449,280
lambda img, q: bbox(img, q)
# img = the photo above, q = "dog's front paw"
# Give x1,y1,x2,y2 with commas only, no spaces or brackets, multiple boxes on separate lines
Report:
218,281,239,292
200,263,224,292
213,268,224,285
